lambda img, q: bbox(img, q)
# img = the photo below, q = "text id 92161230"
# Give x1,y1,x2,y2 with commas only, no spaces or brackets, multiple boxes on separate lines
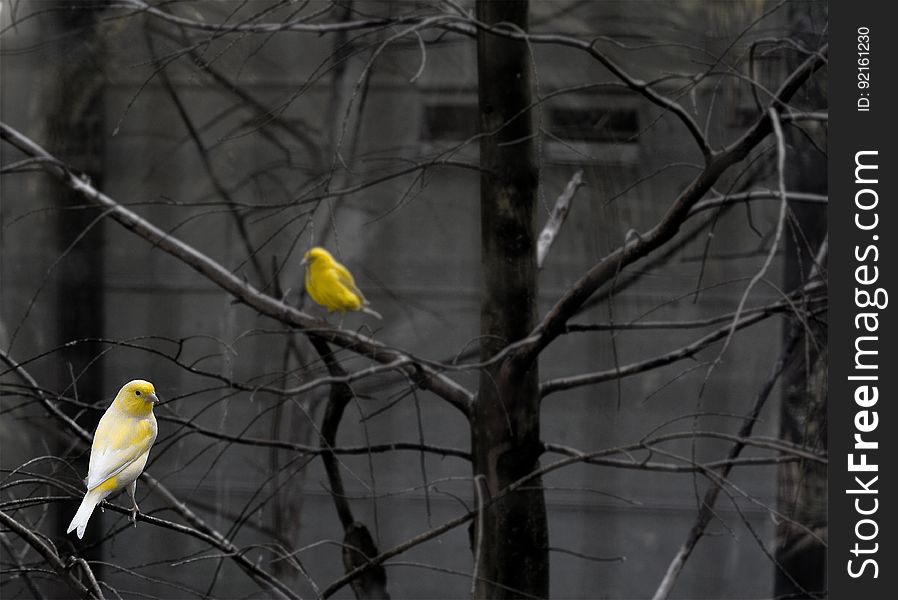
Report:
857,26,871,111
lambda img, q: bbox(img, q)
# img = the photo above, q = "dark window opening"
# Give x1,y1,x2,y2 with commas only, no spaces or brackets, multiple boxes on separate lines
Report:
549,107,639,143
422,103,479,141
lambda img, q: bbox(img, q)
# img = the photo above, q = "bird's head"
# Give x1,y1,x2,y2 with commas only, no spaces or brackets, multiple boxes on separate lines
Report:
115,379,159,416
301,246,333,266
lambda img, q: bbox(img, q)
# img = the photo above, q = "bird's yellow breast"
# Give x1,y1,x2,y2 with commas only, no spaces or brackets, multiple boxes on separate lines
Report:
94,414,156,451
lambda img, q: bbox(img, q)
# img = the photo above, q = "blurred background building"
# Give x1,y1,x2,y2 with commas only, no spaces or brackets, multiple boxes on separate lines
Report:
1,1,826,598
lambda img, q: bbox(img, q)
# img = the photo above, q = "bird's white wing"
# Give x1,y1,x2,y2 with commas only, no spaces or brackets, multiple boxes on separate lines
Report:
86,447,148,490
86,410,157,490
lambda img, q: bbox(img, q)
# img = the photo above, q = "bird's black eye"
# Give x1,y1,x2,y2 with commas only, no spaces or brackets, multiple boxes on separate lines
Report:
135,390,141,396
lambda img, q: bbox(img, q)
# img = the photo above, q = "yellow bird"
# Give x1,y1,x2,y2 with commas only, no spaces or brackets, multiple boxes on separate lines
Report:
302,247,382,319
67,379,159,539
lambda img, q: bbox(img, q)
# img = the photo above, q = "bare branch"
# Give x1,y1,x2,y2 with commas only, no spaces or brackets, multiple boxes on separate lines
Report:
650,324,803,599
540,296,821,399
0,121,474,416
0,510,102,600
545,431,825,468
782,111,827,122
120,0,403,34
0,6,828,597
688,190,826,217
309,337,391,599
561,293,824,334
0,531,46,599
512,44,827,369
321,411,822,597
435,19,715,159
544,444,805,472
0,348,302,600
696,108,792,391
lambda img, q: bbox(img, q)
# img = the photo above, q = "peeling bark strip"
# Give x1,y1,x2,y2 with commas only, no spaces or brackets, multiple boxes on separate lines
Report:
474,1,548,598
537,170,584,268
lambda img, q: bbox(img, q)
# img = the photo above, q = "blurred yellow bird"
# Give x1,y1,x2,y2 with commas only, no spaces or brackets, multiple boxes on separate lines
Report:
302,247,382,319
67,379,159,539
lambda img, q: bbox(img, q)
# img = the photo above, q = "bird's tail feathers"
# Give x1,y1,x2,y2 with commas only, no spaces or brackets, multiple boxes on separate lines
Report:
361,306,382,320
67,488,105,539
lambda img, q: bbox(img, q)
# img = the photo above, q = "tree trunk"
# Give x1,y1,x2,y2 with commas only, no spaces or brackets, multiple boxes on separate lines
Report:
47,2,108,573
473,1,548,598
774,6,827,594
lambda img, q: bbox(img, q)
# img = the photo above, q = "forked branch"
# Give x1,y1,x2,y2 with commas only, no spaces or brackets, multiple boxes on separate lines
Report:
515,44,828,368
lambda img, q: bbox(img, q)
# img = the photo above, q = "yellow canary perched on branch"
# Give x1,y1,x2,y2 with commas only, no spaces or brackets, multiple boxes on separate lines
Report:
67,379,159,539
302,247,382,319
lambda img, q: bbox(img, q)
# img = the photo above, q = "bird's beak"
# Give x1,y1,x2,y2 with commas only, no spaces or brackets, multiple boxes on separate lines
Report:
300,256,307,265
149,392,159,405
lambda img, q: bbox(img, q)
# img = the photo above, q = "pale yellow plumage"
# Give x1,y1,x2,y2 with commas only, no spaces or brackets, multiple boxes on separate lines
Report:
302,247,381,319
67,379,159,539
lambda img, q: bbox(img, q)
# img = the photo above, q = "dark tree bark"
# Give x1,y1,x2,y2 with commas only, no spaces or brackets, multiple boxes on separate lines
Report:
775,346,826,598
473,1,548,598
774,6,827,595
46,2,108,574
312,338,391,600
774,151,826,598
